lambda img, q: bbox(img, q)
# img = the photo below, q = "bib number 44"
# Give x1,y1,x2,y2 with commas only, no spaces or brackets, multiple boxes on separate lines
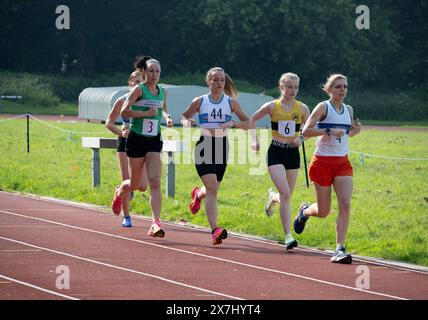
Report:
209,108,223,121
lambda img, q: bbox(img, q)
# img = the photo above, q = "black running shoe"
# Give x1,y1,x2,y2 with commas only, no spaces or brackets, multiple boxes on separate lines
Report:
285,239,298,250
293,203,309,234
330,246,352,264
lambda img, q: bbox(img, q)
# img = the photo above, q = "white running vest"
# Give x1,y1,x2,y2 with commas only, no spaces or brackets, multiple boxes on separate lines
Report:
198,94,232,129
315,100,352,157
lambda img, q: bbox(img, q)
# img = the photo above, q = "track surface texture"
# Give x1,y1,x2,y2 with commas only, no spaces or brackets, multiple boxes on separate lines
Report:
0,191,427,301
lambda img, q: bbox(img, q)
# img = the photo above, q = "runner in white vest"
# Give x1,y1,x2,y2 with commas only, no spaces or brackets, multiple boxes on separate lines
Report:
181,67,254,245
293,74,362,264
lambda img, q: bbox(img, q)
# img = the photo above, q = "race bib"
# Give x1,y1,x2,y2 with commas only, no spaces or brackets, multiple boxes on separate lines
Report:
142,119,159,136
278,120,296,137
207,108,224,122
333,129,348,145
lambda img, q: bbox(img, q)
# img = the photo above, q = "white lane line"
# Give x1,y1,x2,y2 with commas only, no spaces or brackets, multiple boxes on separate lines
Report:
0,236,243,300
0,209,75,211
0,225,62,228
0,249,41,252
3,191,426,275
0,210,409,300
0,274,79,300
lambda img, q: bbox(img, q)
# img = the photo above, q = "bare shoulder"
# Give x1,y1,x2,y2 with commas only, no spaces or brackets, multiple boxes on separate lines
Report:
300,102,311,114
260,100,275,111
192,95,203,105
314,101,328,112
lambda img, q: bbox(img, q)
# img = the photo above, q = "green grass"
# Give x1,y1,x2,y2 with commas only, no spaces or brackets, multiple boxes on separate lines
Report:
0,100,77,116
0,119,427,266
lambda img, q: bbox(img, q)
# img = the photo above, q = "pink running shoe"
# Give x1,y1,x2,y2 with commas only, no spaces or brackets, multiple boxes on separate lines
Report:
111,186,122,215
148,221,165,238
189,187,201,214
211,227,228,245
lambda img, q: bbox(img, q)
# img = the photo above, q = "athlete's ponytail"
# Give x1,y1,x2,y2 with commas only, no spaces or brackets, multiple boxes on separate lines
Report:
206,67,238,99
134,55,153,72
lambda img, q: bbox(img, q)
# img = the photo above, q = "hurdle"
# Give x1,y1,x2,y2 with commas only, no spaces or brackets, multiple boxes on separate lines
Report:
82,137,185,197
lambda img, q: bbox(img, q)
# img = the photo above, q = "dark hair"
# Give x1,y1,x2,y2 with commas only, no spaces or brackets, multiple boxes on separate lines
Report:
134,55,153,72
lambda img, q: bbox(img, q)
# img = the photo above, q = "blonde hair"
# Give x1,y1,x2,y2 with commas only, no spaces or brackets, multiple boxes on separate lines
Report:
146,58,160,67
128,70,144,86
279,72,300,86
322,74,347,96
206,67,238,99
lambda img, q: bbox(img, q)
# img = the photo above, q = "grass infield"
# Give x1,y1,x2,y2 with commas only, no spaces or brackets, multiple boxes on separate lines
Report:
0,118,427,266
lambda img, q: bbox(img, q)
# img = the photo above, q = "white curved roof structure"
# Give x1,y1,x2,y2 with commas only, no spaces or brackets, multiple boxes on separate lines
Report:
78,84,274,127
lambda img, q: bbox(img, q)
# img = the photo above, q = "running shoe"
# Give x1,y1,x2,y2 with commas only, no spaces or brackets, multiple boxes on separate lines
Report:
148,221,165,238
330,245,352,264
285,234,298,250
189,187,201,214
111,186,122,215
122,216,132,228
265,187,276,217
293,203,309,234
212,227,228,245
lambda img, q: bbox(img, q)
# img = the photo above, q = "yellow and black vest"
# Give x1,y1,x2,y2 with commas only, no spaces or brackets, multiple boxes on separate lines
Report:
271,99,303,138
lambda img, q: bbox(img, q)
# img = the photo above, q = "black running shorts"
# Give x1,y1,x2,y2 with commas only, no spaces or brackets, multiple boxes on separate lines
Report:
117,136,126,153
267,140,300,169
194,136,229,182
125,129,163,158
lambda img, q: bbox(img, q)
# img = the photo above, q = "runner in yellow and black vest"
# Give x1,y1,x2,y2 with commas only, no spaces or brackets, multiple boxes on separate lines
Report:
250,72,310,251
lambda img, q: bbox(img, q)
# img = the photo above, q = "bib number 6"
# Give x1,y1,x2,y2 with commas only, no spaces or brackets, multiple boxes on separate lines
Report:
278,120,295,137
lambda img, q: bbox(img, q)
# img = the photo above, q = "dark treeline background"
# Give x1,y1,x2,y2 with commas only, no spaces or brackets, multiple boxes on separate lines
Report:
0,0,426,91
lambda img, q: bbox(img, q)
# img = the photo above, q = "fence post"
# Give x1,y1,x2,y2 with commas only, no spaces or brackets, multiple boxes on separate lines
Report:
26,113,30,154
91,148,100,188
165,151,175,198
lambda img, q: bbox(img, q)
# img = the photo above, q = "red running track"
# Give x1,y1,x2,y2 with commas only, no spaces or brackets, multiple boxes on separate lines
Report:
0,191,427,300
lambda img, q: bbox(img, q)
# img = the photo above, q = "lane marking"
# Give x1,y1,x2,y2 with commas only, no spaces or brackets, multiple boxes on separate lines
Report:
0,249,41,252
0,225,62,228
0,210,409,300
2,191,426,275
0,236,243,300
0,274,79,300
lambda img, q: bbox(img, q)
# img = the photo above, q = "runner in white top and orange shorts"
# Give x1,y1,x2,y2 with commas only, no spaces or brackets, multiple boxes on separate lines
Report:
293,74,362,264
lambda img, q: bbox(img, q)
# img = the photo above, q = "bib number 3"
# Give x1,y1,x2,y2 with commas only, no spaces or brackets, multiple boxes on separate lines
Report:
142,119,159,136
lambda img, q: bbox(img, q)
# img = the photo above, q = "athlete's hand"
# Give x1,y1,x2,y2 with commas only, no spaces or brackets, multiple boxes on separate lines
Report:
331,128,345,138
291,136,303,147
350,118,362,136
144,108,158,117
219,120,235,130
251,138,260,152
181,118,195,128
166,117,174,128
